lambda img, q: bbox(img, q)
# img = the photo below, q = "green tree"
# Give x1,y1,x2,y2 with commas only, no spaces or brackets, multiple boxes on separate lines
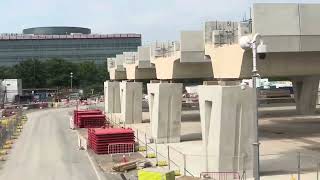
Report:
0,58,109,94
0,66,16,79
45,58,78,88
14,59,47,88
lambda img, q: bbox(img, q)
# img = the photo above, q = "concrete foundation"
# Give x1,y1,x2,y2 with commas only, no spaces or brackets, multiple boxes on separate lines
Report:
147,83,182,143
120,81,143,124
104,81,121,113
198,83,256,178
292,76,319,115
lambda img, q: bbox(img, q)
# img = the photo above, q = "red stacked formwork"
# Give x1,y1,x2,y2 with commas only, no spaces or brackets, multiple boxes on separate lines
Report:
88,128,135,154
73,109,102,123
77,114,106,128
73,110,103,128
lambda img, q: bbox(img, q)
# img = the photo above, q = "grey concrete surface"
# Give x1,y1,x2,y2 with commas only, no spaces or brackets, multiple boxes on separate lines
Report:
104,81,121,113
147,82,182,143
198,84,256,178
0,108,98,180
120,81,142,124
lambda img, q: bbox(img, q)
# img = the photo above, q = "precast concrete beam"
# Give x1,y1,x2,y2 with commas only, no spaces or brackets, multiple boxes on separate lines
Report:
104,81,121,113
205,3,320,79
120,81,143,124
198,82,256,178
151,31,213,80
206,44,320,79
109,69,127,80
125,64,156,80
152,57,213,80
147,82,182,143
292,76,319,115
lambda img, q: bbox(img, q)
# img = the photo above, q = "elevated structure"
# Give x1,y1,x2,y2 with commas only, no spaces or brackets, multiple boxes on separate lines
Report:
205,3,320,115
108,54,127,80
148,82,182,143
199,3,320,179
118,46,157,124
206,4,320,79
199,81,255,177
125,46,156,80
106,54,127,122
104,81,121,114
204,21,239,46
146,31,214,143
120,82,142,124
151,31,213,80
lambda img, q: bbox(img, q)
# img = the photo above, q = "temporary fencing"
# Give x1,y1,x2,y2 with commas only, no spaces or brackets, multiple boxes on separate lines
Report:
200,172,241,180
108,143,135,155
0,110,24,153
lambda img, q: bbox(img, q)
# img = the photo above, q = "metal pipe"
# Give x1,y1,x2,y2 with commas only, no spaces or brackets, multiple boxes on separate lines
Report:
251,33,261,180
155,140,159,166
297,152,301,180
183,154,186,176
167,146,171,170
317,163,319,180
70,72,73,91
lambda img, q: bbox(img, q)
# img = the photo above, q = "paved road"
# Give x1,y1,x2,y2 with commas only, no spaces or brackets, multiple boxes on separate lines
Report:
0,108,99,180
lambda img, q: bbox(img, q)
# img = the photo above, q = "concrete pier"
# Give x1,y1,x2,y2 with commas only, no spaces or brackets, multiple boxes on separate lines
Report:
292,76,319,115
104,81,121,113
147,82,182,143
198,82,256,178
120,81,143,124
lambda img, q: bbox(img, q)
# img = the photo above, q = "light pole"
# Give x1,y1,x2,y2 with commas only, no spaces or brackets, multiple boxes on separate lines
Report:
70,72,73,92
240,33,266,180
251,34,261,180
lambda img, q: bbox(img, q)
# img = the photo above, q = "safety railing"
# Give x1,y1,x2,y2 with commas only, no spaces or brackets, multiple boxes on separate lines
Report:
0,110,24,151
108,143,135,155
200,172,241,180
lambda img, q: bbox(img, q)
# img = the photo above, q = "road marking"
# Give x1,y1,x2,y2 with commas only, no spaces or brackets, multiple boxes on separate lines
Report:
75,130,104,180
85,150,104,180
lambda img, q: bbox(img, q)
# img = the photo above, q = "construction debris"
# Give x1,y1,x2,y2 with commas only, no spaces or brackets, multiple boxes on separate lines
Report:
112,160,137,172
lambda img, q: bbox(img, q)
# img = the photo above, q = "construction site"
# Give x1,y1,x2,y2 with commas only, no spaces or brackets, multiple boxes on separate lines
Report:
1,2,320,180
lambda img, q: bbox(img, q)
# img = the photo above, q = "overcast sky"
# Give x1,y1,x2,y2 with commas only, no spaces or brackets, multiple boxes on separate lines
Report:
0,0,319,43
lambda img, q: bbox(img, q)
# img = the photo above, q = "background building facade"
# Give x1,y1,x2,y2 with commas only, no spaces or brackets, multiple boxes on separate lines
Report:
0,27,141,66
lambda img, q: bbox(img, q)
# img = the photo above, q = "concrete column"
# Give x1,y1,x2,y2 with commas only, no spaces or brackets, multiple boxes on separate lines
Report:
120,81,142,124
292,76,319,115
147,83,182,143
198,83,255,178
104,81,121,113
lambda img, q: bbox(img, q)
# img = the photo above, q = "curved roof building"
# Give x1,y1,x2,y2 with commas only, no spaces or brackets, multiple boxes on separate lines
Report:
23,26,91,35
0,27,141,66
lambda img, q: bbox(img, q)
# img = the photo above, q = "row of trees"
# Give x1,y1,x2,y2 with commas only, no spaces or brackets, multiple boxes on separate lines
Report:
0,59,109,95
